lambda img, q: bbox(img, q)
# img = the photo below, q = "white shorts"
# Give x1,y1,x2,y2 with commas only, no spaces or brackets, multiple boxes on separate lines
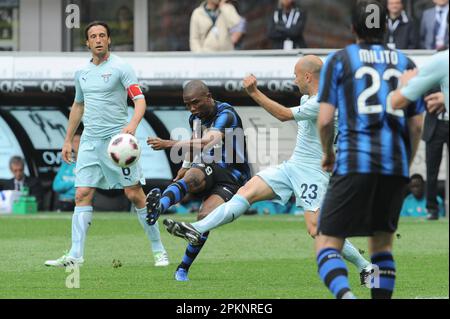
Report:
257,161,330,212
75,137,145,189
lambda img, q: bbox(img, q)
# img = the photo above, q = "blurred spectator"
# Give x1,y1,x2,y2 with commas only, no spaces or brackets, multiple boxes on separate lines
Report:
52,129,82,212
268,0,307,49
384,0,418,49
112,5,134,51
400,174,445,217
226,0,247,49
0,156,43,210
423,90,449,220
189,0,243,52
420,0,449,50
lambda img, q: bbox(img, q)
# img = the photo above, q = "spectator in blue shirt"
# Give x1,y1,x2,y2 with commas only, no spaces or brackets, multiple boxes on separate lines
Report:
53,129,82,212
400,174,445,218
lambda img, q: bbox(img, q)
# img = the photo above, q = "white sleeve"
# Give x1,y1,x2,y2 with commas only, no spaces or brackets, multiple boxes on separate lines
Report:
290,98,320,122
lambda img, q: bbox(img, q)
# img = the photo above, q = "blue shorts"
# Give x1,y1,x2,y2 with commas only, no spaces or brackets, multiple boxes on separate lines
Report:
75,136,145,189
257,161,330,212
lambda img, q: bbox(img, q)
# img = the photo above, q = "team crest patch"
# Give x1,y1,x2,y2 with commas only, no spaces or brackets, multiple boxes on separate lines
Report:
101,73,112,83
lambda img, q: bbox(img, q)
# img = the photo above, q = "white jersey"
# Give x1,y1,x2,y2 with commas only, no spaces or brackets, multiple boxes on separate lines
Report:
288,95,329,168
257,95,334,210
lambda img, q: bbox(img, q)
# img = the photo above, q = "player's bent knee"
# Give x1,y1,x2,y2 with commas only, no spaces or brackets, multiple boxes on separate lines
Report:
184,169,207,193
75,188,94,205
236,184,256,203
124,187,138,202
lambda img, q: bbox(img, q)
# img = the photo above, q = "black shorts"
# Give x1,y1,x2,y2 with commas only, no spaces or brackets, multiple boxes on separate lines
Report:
191,162,244,202
317,173,408,238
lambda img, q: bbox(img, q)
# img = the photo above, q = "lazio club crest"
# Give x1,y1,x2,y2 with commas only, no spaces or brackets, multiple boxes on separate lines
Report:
101,73,112,83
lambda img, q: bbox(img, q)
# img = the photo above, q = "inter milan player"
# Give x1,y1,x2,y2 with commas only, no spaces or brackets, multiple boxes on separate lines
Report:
146,80,251,281
163,56,373,285
45,21,169,268
315,1,424,299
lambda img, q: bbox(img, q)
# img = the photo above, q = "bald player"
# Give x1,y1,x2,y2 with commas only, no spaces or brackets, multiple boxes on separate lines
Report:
164,56,373,284
147,80,251,281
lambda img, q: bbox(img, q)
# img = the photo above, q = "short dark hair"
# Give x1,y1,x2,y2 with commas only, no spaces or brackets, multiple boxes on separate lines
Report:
410,174,424,183
9,156,25,168
85,21,111,40
352,0,386,43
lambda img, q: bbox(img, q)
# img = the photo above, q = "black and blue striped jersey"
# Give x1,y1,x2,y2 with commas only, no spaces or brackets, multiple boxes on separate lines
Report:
318,44,425,178
189,101,250,184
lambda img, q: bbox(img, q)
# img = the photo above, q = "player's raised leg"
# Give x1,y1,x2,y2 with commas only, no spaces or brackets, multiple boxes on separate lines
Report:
45,187,95,267
164,176,276,243
125,184,169,267
368,232,395,299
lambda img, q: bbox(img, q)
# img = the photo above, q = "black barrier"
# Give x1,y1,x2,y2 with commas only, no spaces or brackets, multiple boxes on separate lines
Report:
0,78,301,107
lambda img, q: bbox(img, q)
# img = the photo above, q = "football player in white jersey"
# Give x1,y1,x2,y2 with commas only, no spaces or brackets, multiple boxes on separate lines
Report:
45,21,169,268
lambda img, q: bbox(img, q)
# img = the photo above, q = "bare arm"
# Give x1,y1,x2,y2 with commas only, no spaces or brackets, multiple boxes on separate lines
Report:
391,69,418,110
147,130,223,151
243,75,293,122
62,101,84,164
318,103,336,172
391,90,412,110
408,113,424,167
122,98,146,135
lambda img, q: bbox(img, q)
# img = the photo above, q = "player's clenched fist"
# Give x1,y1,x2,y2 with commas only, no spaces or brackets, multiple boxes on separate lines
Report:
243,74,258,95
61,141,73,164
321,152,335,173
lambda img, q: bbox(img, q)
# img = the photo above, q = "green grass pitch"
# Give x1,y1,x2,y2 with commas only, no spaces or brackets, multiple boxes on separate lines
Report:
0,213,448,299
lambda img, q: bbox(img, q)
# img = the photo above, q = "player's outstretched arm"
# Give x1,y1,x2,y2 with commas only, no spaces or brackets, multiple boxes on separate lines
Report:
122,98,146,135
243,74,294,122
62,101,84,164
147,131,222,152
391,69,418,110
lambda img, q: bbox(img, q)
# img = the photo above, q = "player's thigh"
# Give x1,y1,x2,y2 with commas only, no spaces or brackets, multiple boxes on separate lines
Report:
184,166,208,193
237,176,277,204
372,175,408,234
304,209,319,238
75,187,96,205
75,139,108,188
288,163,329,212
255,165,293,205
99,141,145,189
198,194,225,220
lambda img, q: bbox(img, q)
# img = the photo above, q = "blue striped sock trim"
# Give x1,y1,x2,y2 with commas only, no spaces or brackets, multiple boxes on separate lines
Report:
178,179,188,192
160,197,171,212
317,248,351,299
371,252,396,292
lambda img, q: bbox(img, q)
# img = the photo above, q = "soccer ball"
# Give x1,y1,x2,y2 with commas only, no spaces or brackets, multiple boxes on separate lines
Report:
107,133,141,168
